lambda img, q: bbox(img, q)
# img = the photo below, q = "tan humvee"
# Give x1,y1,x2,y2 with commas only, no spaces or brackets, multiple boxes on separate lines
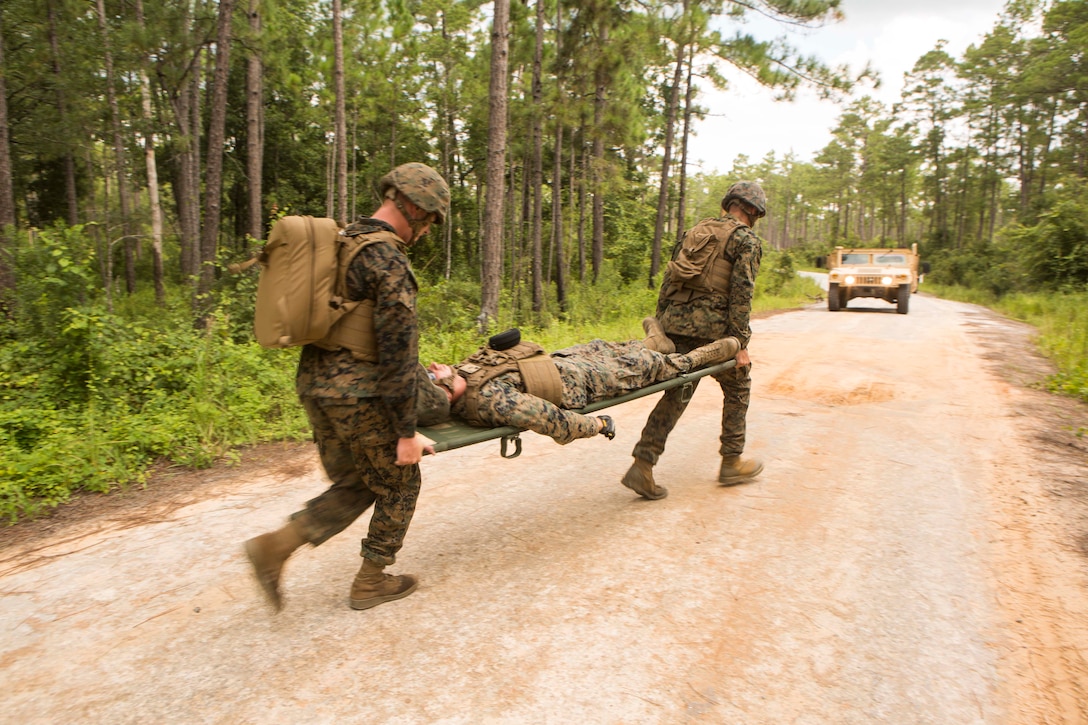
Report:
816,243,930,315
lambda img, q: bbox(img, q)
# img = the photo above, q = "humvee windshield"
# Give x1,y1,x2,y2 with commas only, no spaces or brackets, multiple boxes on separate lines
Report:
841,253,870,264
874,254,907,265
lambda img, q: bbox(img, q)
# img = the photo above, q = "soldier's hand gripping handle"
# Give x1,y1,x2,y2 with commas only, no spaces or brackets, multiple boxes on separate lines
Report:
734,348,752,369
396,434,433,465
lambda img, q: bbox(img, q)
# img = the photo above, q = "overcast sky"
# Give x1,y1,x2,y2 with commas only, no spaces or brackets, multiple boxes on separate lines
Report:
687,0,1011,175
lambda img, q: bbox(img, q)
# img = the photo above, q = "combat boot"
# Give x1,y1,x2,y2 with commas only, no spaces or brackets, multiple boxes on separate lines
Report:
718,455,764,486
621,458,668,500
641,317,675,354
244,518,308,612
350,559,419,610
685,336,741,369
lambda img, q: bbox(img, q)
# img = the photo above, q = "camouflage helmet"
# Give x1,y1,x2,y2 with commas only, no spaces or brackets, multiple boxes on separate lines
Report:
379,163,451,224
721,181,767,219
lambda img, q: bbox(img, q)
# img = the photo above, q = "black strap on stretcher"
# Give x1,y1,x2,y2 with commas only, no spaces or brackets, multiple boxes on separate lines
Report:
418,359,737,459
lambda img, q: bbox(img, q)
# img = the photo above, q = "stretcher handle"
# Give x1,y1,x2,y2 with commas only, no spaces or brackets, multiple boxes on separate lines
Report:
500,433,522,459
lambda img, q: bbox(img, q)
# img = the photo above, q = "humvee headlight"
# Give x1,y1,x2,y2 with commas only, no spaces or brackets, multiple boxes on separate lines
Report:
881,275,893,285
844,275,855,285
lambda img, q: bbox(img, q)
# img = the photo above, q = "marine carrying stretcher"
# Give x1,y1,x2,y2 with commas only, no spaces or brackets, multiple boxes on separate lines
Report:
417,359,737,459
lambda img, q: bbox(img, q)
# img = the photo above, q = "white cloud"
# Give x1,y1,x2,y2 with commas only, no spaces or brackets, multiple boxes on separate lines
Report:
688,0,1008,174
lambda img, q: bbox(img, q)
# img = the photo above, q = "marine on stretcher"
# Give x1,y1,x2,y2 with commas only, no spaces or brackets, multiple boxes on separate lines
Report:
414,318,741,456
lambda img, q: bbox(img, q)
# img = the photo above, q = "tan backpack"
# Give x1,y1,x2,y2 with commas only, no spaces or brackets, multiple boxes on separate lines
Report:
663,216,743,303
253,215,343,348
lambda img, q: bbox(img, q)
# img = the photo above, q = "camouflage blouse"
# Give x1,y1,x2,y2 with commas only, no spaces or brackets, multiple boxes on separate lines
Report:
296,218,420,439
656,212,763,348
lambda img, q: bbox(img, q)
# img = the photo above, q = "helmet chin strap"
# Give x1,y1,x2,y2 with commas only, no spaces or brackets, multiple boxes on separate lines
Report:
392,195,432,243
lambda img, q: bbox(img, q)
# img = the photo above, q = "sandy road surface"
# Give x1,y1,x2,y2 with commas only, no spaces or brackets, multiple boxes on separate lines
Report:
2,294,1088,723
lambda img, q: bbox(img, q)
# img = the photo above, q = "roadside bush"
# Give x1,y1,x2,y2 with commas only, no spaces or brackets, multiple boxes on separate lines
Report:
8,225,100,337
925,243,1018,296
0,227,308,523
417,279,485,335
759,249,797,296
755,266,824,314
1002,189,1088,291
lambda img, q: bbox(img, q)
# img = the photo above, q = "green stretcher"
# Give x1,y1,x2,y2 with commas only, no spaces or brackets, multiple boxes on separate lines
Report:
418,359,737,459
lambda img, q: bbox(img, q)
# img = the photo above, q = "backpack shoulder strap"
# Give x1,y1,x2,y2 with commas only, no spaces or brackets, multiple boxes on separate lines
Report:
332,230,404,302
313,229,404,361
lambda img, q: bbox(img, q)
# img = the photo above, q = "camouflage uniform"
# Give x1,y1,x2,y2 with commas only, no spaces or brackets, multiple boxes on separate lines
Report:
452,340,702,445
632,212,763,464
292,217,421,567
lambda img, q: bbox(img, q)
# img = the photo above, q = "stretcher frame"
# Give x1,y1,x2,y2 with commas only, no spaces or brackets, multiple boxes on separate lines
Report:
418,359,737,458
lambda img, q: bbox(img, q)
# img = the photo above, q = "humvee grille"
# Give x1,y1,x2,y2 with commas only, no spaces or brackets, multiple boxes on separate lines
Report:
854,275,883,285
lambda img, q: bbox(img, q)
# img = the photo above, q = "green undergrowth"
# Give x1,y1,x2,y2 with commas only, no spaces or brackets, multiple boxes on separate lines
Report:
0,250,817,524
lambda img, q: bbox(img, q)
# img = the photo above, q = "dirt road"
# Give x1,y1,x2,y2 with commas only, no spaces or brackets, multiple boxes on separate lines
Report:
3,294,1087,723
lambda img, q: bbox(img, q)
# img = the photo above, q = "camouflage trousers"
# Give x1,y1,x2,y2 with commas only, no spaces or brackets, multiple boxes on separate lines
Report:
473,340,691,445
292,397,421,567
631,333,751,464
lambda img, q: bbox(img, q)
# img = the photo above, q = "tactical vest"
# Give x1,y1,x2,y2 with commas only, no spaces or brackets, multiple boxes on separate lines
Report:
313,230,404,362
453,342,563,426
663,216,743,303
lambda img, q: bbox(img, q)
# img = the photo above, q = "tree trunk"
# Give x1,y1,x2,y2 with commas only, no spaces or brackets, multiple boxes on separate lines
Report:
676,44,695,249
184,50,203,280
332,0,348,225
651,32,686,287
172,83,198,280
440,11,455,280
506,157,518,308
95,0,135,294
166,8,202,284
246,0,264,243
0,10,14,291
325,134,335,218
136,0,166,305
591,26,608,283
479,0,510,331
578,124,587,283
553,121,567,312
351,110,359,219
529,0,545,314
568,127,577,282
511,157,525,316
1036,103,1057,203
0,12,12,230
198,0,236,297
550,1,566,307
46,0,78,226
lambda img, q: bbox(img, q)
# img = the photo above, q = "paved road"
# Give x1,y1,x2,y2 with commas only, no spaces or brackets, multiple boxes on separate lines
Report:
3,294,1087,723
